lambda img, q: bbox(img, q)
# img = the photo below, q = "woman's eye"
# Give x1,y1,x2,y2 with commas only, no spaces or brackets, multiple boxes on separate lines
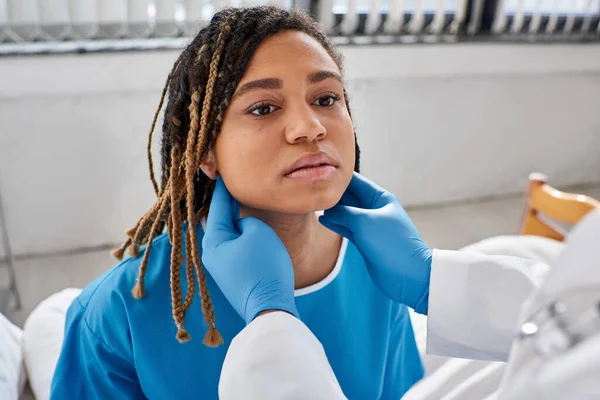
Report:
314,94,340,107
249,103,277,116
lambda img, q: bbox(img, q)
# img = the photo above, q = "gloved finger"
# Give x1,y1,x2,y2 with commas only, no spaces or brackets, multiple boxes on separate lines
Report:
338,186,361,208
318,216,354,242
320,204,362,231
236,217,286,251
344,172,388,208
204,176,238,246
235,216,269,236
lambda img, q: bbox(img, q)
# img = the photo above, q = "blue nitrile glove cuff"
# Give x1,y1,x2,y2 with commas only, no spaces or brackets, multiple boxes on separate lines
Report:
245,282,300,324
402,247,432,315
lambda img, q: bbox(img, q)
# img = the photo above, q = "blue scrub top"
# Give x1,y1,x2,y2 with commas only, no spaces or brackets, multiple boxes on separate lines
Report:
50,228,424,399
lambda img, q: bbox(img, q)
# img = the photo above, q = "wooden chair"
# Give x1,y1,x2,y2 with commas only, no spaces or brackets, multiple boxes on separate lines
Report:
518,173,600,241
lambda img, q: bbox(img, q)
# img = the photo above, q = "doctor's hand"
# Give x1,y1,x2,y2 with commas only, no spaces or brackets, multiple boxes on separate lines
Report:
319,172,432,314
202,177,298,325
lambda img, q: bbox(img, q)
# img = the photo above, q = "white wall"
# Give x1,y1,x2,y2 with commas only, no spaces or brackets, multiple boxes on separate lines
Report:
1,43,600,256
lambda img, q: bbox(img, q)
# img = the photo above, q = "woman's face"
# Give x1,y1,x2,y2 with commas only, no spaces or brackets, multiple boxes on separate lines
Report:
209,30,355,215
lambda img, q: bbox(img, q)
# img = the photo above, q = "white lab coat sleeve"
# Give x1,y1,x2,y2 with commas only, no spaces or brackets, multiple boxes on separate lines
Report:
426,249,550,362
219,311,347,400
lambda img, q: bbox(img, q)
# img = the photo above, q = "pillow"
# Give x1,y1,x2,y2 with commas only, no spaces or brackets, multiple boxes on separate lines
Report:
0,312,26,400
460,235,565,266
23,288,81,400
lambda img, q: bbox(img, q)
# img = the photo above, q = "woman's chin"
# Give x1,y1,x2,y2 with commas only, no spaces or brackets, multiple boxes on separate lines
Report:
234,181,348,216
281,193,342,215
242,196,340,216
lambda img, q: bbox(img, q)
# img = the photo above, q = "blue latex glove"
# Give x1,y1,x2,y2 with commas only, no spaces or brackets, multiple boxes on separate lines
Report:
319,172,432,314
202,177,299,324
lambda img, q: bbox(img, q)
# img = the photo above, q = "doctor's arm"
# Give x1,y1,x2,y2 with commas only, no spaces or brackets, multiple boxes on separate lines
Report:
220,311,346,399
427,250,549,361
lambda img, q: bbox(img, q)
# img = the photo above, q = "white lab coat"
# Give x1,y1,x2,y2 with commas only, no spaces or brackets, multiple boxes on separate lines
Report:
493,207,600,400
219,209,600,400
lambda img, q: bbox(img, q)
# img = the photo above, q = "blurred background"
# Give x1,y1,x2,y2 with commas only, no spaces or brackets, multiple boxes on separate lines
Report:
1,0,600,328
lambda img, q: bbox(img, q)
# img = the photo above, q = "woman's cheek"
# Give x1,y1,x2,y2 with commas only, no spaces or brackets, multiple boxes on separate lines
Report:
219,168,266,209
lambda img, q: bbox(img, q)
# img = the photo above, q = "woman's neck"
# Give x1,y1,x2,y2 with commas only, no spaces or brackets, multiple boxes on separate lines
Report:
240,206,342,289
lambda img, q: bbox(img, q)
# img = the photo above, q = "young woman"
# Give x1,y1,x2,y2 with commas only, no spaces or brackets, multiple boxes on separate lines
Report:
50,6,424,399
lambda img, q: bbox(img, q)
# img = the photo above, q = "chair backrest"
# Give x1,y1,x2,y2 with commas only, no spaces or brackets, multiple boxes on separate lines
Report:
518,173,600,241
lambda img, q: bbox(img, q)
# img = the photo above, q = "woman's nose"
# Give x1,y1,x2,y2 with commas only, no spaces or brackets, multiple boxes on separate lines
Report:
284,106,327,144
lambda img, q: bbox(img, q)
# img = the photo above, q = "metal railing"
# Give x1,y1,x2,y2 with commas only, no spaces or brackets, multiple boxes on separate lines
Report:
324,0,475,40
0,0,236,42
0,0,599,52
492,0,600,40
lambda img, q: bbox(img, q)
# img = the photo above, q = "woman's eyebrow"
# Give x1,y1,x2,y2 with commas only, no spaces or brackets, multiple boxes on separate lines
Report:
231,71,342,102
232,78,282,101
308,71,343,84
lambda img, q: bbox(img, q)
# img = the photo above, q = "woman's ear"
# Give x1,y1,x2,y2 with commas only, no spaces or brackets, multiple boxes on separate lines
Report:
199,151,219,180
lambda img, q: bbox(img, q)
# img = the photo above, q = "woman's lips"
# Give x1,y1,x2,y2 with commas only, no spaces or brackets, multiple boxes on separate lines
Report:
285,164,338,181
283,151,339,181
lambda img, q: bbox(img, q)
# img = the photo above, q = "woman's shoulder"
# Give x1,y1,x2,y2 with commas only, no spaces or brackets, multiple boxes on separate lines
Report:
74,232,173,326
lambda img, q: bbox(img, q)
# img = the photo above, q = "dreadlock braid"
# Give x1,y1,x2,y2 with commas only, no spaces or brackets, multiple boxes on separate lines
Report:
147,58,183,197
113,6,361,346
129,180,172,256
181,29,230,346
182,228,196,313
167,144,191,342
131,190,170,299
